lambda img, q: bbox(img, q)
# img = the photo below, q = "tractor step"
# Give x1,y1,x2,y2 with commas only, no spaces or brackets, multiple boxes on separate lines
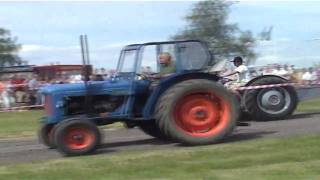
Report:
237,122,250,126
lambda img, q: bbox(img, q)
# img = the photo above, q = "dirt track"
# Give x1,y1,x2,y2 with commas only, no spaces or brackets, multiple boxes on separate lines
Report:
1,112,320,165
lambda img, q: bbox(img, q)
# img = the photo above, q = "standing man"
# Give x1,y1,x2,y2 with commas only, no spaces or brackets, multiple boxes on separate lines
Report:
0,80,4,107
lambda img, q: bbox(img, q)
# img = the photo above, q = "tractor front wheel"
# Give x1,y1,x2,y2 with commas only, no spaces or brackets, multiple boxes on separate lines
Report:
54,120,101,156
38,123,56,149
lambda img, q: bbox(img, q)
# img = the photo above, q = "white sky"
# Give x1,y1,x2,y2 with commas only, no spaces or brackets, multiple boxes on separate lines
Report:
0,1,319,68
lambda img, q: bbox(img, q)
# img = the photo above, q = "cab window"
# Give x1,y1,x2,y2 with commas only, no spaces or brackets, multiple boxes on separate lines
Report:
139,45,158,74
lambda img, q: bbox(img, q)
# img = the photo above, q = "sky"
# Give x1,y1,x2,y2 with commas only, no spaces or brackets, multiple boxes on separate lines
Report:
1,1,320,68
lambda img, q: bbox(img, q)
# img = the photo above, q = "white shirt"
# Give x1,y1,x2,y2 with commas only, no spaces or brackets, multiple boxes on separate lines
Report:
235,65,250,83
277,68,288,76
28,79,39,90
302,72,311,81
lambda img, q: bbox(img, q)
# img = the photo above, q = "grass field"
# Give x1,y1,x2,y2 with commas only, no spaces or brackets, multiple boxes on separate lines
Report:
0,98,319,139
0,100,319,179
296,98,320,113
0,134,320,179
0,111,124,139
0,110,43,138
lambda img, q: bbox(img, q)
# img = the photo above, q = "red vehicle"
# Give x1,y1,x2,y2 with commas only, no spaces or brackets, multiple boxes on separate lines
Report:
0,65,91,107
0,64,90,82
33,65,91,82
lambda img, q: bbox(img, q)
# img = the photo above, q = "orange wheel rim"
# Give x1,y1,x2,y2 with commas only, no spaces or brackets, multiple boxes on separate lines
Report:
173,92,230,137
64,127,94,150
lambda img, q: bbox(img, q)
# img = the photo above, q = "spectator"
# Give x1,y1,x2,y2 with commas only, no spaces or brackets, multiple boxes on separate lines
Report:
316,68,320,82
302,67,317,84
309,67,317,82
287,65,295,74
277,65,289,78
0,81,5,107
27,75,41,105
271,65,281,76
0,80,13,109
262,65,273,75
11,75,25,103
100,68,108,80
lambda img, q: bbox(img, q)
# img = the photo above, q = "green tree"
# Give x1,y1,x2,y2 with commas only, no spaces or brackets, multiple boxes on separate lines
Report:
172,0,256,64
0,28,21,67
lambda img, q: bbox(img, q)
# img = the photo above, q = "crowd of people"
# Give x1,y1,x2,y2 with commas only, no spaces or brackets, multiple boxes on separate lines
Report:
1,61,320,109
250,64,320,84
0,69,116,109
0,74,43,109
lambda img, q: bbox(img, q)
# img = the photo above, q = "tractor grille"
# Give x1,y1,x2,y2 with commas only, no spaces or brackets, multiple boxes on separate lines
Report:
44,95,52,116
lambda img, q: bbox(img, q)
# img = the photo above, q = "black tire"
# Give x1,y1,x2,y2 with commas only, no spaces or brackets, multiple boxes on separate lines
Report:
238,111,253,122
54,120,101,156
155,79,239,145
138,121,168,140
38,123,56,149
243,76,298,121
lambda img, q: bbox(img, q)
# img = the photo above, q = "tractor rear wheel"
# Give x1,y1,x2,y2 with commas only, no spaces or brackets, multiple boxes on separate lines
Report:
155,79,239,145
54,120,101,156
38,123,56,149
243,76,298,121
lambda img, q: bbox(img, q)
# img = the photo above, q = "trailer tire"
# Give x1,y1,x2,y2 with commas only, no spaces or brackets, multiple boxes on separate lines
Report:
155,79,239,145
244,76,298,121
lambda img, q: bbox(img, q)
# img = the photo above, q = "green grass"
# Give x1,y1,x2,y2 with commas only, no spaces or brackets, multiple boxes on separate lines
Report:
296,98,320,113
0,110,124,139
0,110,43,138
1,134,320,179
0,100,319,179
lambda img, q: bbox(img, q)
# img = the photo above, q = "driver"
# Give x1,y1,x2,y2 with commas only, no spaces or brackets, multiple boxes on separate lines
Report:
143,52,176,89
144,52,176,80
158,52,176,77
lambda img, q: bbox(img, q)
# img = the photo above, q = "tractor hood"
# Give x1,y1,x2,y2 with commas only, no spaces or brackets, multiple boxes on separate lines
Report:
39,80,134,97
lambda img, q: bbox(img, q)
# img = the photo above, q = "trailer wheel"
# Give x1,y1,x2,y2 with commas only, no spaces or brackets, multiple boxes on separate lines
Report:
54,120,101,156
138,121,168,140
244,76,298,121
155,79,239,145
38,123,56,149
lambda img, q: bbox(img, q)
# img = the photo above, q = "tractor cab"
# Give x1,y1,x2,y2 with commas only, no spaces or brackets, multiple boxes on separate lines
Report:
40,40,213,123
116,40,212,79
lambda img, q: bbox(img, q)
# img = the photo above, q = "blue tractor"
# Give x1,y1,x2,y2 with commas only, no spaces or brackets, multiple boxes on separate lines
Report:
38,40,240,156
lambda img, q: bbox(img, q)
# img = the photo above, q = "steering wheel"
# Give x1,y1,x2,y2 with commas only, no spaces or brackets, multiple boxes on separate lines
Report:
219,77,234,84
136,73,149,80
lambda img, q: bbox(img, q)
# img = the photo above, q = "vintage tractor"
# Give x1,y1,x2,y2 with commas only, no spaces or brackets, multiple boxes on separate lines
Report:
38,40,240,156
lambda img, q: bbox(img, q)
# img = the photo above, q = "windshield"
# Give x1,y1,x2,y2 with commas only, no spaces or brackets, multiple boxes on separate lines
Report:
118,50,137,73
178,42,209,70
